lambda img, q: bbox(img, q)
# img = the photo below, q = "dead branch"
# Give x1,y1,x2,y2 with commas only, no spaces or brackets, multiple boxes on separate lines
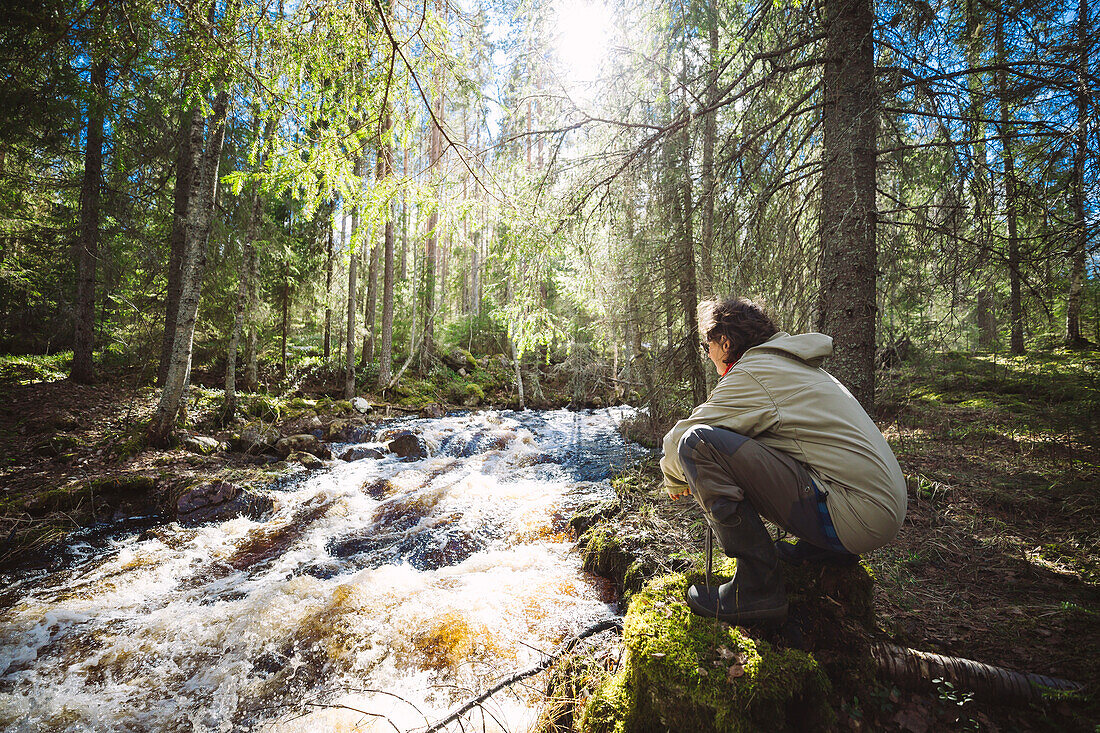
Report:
420,618,623,733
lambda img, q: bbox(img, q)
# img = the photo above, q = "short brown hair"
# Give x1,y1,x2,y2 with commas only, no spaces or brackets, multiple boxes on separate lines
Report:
699,297,779,363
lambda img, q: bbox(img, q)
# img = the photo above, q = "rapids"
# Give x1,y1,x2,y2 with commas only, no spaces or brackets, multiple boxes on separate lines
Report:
0,408,648,732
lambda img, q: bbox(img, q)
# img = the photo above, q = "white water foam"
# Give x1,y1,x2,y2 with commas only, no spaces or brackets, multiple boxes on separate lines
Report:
0,408,643,732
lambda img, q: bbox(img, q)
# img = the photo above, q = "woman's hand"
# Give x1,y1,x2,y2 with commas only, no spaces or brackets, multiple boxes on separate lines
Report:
667,484,692,501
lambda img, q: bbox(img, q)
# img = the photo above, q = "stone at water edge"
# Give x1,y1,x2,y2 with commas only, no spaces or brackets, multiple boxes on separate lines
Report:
168,477,275,525
324,418,373,443
352,397,372,413
182,435,225,455
275,434,328,458
289,451,325,470
420,403,446,419
179,491,275,525
176,480,238,514
239,424,280,455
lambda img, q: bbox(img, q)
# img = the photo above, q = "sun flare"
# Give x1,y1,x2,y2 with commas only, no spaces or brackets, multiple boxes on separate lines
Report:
552,0,615,85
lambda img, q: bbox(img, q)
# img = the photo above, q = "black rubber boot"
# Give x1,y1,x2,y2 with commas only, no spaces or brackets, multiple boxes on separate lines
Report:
686,501,788,625
776,538,860,567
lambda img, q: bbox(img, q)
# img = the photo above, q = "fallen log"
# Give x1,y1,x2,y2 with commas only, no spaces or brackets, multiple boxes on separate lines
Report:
872,641,1085,703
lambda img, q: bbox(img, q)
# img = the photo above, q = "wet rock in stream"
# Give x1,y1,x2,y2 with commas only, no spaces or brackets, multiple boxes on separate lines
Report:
361,477,396,499
437,428,515,458
224,497,335,571
326,517,496,572
387,430,428,460
340,446,385,462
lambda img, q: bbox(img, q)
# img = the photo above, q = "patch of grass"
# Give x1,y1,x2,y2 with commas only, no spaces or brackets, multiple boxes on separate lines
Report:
0,352,71,385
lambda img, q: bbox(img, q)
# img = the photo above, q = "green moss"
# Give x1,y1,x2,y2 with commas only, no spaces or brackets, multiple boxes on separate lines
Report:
85,475,157,495
570,499,623,537
582,525,634,583
623,561,648,598
773,560,877,696
287,397,318,410
580,573,833,733
243,394,283,421
579,664,635,733
459,348,479,370
112,430,146,460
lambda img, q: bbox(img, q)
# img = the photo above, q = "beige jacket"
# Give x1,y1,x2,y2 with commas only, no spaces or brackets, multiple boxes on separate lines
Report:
660,332,906,554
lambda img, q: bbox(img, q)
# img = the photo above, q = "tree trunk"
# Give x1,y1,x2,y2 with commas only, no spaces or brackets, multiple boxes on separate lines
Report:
324,214,334,361
471,231,481,317
159,103,194,386
363,201,379,366
281,258,289,375
379,107,396,387
400,144,409,282
226,117,274,420
996,10,1025,355
148,90,229,446
698,0,719,299
678,107,706,406
976,288,996,350
1066,0,1088,346
815,0,878,410
965,0,994,351
243,232,260,391
71,58,107,384
345,197,360,400
420,63,444,369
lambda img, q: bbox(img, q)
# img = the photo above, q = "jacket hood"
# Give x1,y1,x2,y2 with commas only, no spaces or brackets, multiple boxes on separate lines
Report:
744,332,834,367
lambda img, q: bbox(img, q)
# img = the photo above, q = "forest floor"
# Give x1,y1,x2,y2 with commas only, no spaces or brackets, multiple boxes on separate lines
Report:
865,349,1099,730
588,347,1099,732
0,347,1096,731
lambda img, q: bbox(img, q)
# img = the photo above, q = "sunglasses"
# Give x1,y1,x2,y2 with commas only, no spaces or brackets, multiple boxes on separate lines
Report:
699,339,711,355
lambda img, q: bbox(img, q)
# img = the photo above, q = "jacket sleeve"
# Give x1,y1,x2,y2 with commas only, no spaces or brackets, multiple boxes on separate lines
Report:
659,369,779,489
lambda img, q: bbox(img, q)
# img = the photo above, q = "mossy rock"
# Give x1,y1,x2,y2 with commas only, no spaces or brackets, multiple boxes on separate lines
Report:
243,394,282,421
330,399,354,415
581,524,634,582
570,499,623,537
111,429,146,460
463,383,485,406
84,474,157,496
24,474,157,519
578,573,834,733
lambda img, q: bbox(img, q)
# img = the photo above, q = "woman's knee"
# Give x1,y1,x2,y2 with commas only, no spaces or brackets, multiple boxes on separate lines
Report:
677,424,750,462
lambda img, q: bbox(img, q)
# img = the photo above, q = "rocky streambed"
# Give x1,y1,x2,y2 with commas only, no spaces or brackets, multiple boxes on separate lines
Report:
0,407,649,732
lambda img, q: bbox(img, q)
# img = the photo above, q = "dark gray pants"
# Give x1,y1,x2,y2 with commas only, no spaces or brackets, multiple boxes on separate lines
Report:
677,424,844,552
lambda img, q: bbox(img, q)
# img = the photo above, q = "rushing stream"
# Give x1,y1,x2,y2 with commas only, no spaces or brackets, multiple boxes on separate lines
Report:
0,408,647,732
